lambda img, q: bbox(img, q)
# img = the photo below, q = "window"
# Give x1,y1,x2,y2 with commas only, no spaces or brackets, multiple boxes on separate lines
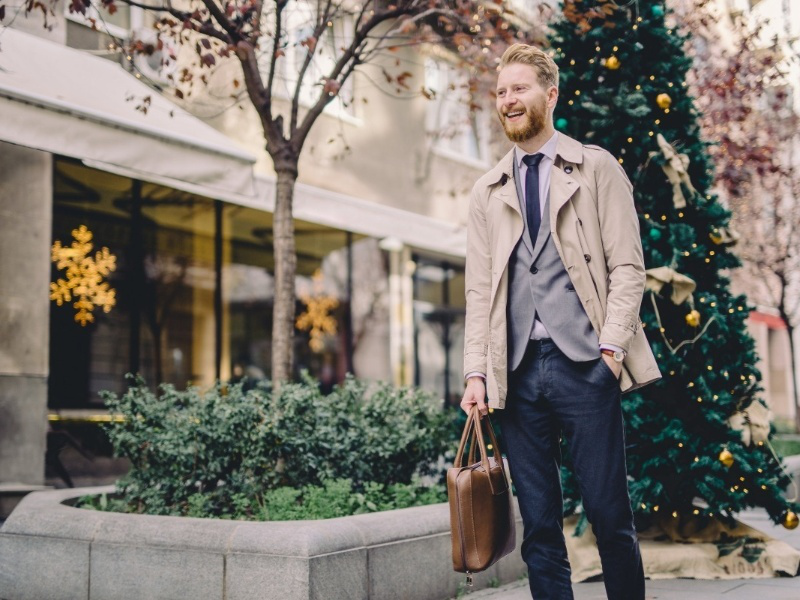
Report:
412,255,466,408
49,158,394,407
424,57,490,166
65,2,135,42
263,1,357,121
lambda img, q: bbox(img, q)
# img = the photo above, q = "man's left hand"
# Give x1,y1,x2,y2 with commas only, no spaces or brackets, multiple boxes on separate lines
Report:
602,353,623,379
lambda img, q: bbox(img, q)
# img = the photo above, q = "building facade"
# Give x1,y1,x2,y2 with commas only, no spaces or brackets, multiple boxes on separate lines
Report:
0,2,502,502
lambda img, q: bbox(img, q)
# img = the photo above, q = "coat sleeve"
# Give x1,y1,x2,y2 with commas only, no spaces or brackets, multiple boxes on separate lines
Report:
463,182,492,380
595,150,645,352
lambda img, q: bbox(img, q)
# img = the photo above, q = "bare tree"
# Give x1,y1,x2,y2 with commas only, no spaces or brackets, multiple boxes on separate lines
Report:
676,0,800,427
12,0,531,387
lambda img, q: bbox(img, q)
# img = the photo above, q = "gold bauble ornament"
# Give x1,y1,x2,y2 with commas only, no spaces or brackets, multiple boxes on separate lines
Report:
656,93,672,109
719,448,734,468
783,510,799,529
686,310,701,328
605,55,621,70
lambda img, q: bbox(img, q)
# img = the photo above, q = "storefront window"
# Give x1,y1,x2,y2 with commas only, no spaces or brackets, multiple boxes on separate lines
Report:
49,158,391,408
412,255,466,408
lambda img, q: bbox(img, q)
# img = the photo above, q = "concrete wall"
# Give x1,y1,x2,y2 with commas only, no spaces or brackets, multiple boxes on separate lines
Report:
0,485,527,600
0,143,54,500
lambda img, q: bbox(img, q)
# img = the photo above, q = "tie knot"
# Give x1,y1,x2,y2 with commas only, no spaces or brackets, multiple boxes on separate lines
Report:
522,152,545,168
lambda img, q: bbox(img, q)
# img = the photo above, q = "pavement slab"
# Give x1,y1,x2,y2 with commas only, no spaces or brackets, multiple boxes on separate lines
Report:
450,508,800,599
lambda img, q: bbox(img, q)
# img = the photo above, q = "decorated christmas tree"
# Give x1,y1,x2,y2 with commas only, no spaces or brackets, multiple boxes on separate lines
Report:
548,0,800,533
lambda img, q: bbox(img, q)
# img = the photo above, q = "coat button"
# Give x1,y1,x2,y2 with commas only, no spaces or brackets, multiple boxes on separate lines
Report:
564,165,573,174
584,254,591,263
530,266,539,274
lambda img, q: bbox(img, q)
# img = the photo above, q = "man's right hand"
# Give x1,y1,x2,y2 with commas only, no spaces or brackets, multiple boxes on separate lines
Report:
460,377,488,419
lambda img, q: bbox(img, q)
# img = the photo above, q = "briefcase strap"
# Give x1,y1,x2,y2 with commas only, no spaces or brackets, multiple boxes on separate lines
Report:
454,406,508,495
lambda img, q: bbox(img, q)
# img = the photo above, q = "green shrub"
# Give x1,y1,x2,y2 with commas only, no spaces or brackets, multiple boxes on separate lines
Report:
87,372,456,519
78,477,447,521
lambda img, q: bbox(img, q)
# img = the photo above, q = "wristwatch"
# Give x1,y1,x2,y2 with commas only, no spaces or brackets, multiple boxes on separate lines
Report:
601,348,626,363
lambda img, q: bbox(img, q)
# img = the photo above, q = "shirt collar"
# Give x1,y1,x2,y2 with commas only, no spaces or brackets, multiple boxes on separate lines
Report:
515,130,559,169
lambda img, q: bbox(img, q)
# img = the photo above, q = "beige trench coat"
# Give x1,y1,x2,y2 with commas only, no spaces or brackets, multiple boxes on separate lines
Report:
463,132,662,409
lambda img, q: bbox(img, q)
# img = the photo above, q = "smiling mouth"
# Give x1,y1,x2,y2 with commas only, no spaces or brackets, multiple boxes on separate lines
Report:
505,111,525,121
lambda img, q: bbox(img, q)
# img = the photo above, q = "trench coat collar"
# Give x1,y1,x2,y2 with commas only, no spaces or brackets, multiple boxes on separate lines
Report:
484,130,585,186
488,131,583,221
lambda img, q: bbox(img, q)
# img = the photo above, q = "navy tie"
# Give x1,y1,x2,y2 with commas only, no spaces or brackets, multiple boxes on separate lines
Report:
522,152,545,247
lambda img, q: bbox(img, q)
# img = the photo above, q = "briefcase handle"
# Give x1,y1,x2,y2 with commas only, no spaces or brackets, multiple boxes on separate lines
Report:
454,406,509,496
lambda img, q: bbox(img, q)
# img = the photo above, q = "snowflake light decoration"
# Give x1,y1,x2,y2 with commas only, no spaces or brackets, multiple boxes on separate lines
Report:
50,225,117,326
296,269,339,352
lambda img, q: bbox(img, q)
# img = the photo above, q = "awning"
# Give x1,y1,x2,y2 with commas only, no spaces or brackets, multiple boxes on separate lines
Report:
0,27,257,204
0,28,466,259
253,175,468,259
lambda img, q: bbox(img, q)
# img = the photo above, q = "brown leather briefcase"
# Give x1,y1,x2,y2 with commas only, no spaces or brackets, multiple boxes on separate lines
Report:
447,405,516,585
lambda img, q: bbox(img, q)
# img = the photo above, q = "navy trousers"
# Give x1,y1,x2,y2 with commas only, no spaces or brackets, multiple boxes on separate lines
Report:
498,339,645,600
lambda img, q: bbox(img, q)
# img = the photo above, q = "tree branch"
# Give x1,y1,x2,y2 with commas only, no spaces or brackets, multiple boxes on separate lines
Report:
117,0,232,44
290,0,335,134
292,3,424,149
199,0,241,42
265,0,285,109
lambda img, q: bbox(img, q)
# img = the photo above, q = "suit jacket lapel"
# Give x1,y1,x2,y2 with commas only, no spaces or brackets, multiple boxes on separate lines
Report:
530,192,551,263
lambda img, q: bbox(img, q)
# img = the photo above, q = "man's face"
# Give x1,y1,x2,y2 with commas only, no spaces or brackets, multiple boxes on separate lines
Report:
495,63,555,143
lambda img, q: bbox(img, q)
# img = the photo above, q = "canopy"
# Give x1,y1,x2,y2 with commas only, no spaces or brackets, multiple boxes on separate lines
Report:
0,28,466,258
0,27,257,204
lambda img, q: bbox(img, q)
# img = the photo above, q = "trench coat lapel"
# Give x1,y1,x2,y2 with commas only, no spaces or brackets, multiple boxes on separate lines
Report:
488,176,524,292
549,163,580,233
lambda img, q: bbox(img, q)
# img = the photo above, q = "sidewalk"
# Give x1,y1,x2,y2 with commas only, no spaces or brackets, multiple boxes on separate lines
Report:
455,508,800,599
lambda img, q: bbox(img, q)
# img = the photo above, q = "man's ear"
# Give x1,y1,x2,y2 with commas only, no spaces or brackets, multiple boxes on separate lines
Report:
548,86,559,107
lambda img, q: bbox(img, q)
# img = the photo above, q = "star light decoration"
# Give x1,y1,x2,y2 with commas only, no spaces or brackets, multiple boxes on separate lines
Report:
50,225,117,326
296,269,339,352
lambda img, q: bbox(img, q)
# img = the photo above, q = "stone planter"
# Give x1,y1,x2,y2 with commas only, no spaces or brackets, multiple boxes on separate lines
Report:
0,485,526,600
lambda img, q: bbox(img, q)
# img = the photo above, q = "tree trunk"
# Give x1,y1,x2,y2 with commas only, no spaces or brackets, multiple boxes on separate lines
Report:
271,168,298,389
787,322,800,433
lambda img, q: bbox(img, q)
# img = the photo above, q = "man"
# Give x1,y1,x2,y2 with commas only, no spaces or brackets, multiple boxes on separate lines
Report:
460,43,661,600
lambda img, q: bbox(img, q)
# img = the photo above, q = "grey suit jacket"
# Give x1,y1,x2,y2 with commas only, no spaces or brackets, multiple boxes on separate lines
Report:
506,153,598,371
